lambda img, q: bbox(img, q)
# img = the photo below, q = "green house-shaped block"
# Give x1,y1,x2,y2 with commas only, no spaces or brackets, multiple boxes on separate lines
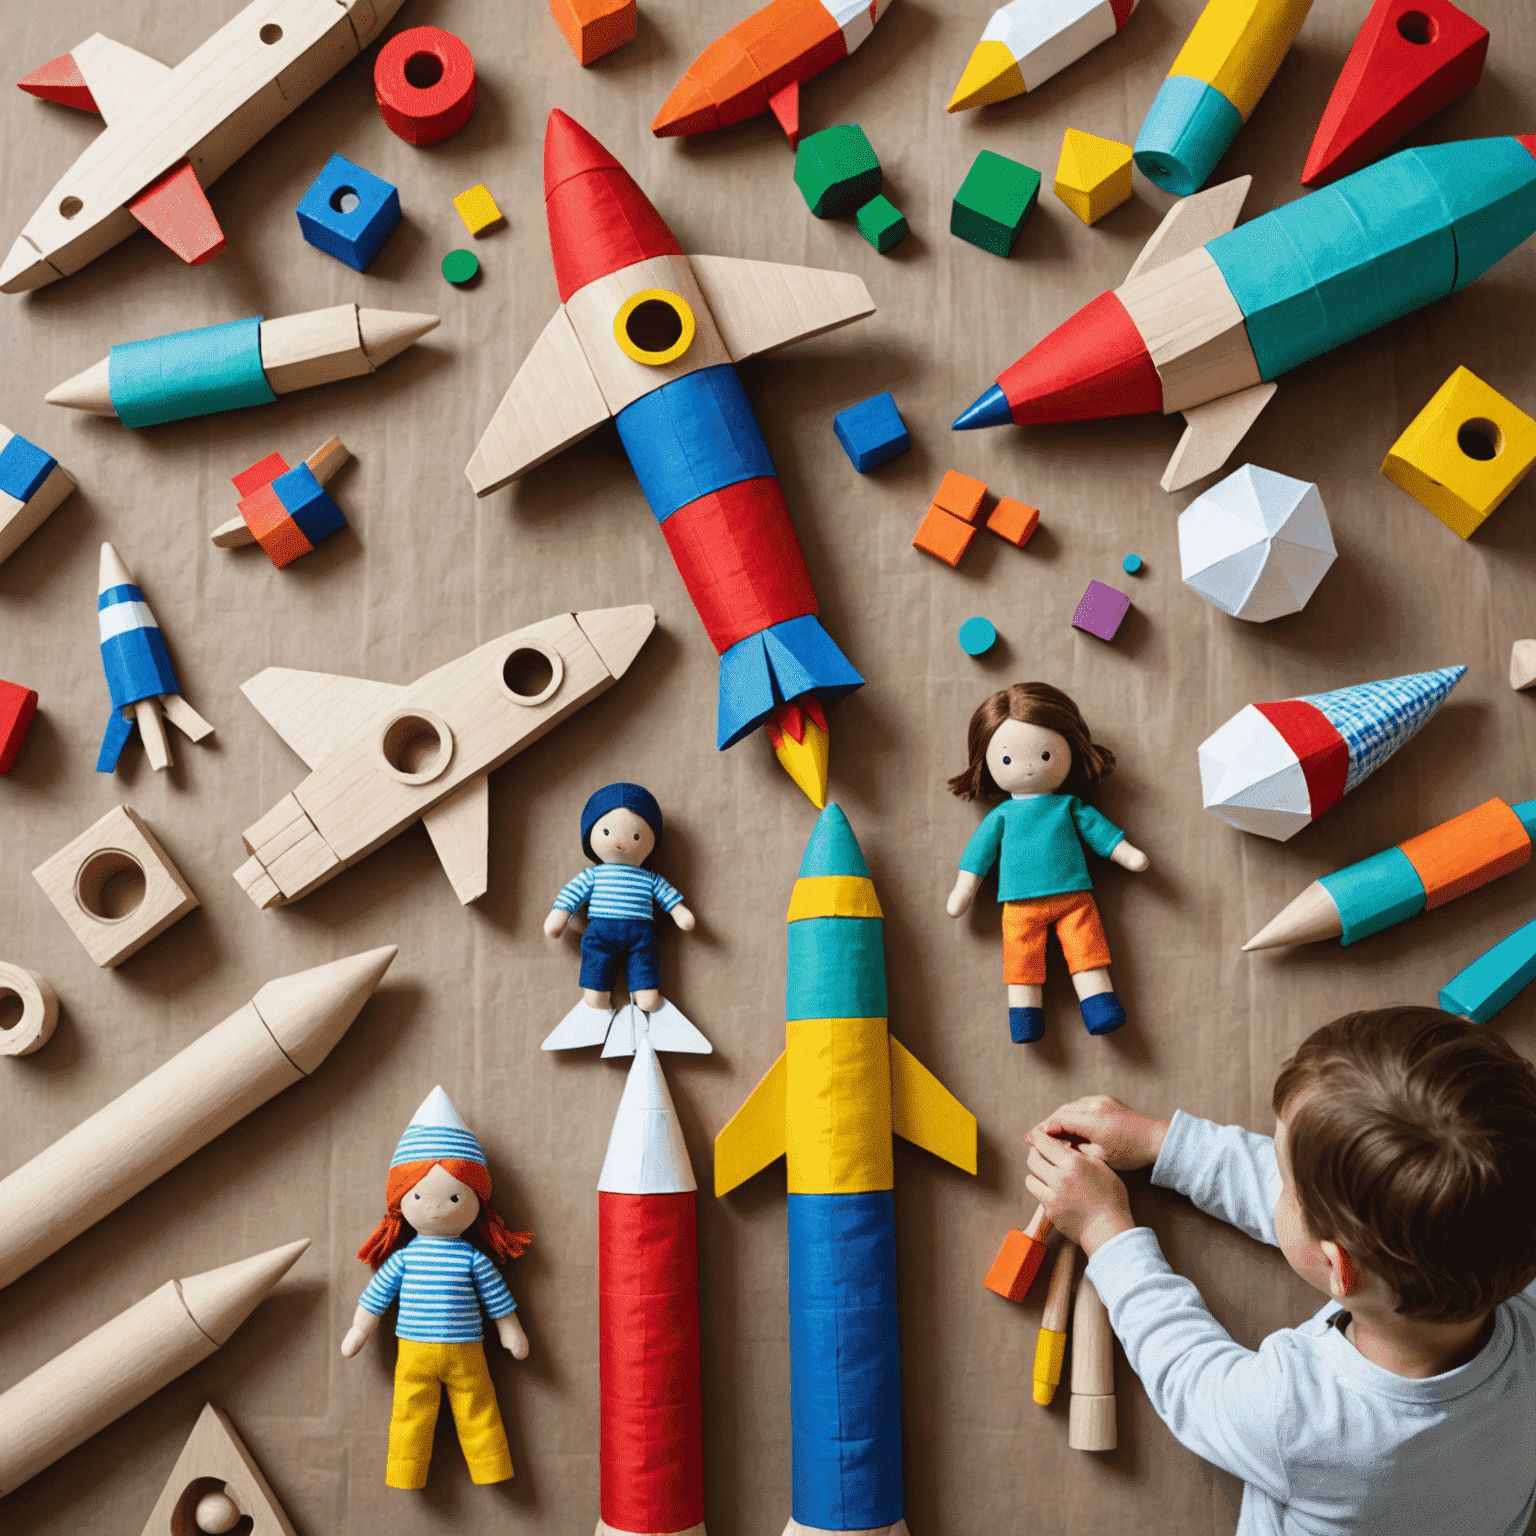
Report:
795,125,882,218
952,150,1041,256
856,195,908,253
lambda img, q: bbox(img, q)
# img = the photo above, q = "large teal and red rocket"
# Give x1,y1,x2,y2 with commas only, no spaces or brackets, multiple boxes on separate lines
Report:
954,136,1536,489
714,807,977,1534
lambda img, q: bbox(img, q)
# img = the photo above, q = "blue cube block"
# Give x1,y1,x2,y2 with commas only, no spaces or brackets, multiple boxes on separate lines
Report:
296,154,401,272
0,432,55,502
273,462,347,546
833,392,910,473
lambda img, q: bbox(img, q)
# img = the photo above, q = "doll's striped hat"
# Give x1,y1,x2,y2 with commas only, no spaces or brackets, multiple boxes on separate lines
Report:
390,1085,486,1169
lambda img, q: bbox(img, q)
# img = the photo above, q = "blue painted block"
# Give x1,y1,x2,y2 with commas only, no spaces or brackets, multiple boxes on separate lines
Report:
787,915,887,1021
109,317,275,429
1321,845,1426,946
296,154,401,272
1133,75,1244,197
833,393,909,472
716,614,865,749
788,1191,905,1531
0,433,55,502
272,462,346,546
1440,915,1536,1023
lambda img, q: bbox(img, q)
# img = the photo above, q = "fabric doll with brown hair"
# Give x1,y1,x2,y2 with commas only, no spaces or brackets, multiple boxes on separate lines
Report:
946,682,1149,1043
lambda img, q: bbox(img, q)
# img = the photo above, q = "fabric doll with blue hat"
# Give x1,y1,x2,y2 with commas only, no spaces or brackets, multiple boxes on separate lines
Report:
542,783,708,1055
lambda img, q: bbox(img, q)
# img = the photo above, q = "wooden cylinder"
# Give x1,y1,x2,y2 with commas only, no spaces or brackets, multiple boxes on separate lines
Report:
1068,1271,1117,1451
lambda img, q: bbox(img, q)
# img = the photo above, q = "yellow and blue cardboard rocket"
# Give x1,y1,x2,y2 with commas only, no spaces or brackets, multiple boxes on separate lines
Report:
715,804,977,1533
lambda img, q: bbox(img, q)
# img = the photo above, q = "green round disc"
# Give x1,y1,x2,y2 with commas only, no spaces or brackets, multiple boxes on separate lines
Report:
442,249,479,285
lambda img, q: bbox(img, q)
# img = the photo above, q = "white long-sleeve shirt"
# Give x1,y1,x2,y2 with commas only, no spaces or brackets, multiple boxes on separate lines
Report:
1087,1110,1536,1535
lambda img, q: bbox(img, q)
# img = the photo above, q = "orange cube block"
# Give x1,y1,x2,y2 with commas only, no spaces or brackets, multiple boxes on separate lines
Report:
932,469,988,524
549,0,636,65
984,1227,1049,1300
913,505,977,566
987,495,1039,547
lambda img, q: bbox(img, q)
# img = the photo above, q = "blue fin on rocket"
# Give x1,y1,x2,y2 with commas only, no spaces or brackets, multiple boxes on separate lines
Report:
97,709,134,772
717,614,863,750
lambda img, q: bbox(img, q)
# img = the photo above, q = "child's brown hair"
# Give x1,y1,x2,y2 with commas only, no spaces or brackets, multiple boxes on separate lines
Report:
1273,1007,1536,1322
947,682,1116,801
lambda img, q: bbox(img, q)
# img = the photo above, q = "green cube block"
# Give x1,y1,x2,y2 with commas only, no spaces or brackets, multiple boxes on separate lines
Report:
855,195,908,253
795,125,882,219
952,150,1041,256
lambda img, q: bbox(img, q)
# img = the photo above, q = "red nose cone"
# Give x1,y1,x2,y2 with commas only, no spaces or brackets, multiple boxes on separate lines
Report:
544,108,683,303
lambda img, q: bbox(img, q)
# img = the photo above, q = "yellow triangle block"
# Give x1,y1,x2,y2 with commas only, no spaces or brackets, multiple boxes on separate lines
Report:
948,39,1026,112
1054,128,1134,226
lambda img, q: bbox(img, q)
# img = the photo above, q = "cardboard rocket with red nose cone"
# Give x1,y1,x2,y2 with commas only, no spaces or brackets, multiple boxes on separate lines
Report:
467,111,875,807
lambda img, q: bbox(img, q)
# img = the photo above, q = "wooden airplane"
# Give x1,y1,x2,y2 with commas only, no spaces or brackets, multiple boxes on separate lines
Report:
5,0,404,292
234,606,656,909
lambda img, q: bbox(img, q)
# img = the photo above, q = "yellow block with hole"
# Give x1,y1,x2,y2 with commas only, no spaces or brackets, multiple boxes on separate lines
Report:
1380,367,1536,538
1054,129,1133,227
453,183,504,236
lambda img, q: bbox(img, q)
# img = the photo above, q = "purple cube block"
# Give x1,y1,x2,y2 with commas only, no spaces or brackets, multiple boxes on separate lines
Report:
1072,579,1131,641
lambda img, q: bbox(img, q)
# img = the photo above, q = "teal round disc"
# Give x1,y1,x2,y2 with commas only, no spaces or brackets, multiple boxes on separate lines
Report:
958,616,997,656
442,249,479,284
1123,552,1143,574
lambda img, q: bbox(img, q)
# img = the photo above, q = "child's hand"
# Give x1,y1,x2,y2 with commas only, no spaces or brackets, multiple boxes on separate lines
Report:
544,909,569,939
1034,1095,1168,1169
1111,841,1150,873
946,871,981,917
1024,1133,1134,1256
340,1326,368,1358
497,1312,530,1360
671,903,696,931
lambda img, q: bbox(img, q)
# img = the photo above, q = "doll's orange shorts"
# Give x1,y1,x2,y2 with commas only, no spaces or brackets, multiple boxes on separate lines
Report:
1002,892,1112,984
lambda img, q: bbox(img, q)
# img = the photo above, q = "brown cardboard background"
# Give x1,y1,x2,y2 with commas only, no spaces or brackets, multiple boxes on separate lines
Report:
3,0,1536,1530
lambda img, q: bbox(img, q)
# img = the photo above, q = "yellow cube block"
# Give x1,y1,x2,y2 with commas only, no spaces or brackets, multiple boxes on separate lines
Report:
453,183,505,237
1380,367,1536,538
1053,129,1133,227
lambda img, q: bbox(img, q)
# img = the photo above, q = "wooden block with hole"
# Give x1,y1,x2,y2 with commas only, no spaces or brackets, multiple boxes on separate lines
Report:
1381,367,1536,537
32,806,199,968
137,1402,297,1536
0,963,58,1057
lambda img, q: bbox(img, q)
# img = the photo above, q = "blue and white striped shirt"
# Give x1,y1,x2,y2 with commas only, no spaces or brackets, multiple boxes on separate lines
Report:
357,1236,515,1343
553,864,683,922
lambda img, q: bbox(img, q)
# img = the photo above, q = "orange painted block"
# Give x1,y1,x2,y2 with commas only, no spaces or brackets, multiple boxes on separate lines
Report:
550,0,637,64
985,1227,1048,1300
1400,797,1531,910
933,469,988,523
913,505,976,566
987,495,1039,546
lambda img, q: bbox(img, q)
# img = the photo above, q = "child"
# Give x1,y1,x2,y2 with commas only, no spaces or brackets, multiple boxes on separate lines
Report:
946,682,1149,1043
342,1087,532,1491
1023,1007,1536,1534
545,781,695,1020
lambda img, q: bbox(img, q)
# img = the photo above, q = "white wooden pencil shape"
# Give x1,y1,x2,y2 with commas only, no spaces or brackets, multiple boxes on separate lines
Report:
97,542,213,772
1068,1271,1116,1450
0,1238,309,1494
0,946,395,1290
46,305,438,429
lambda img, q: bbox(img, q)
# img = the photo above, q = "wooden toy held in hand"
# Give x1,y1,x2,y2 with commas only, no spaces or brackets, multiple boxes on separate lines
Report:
543,783,707,1057
5,0,405,292
946,683,1149,1043
343,1088,532,1491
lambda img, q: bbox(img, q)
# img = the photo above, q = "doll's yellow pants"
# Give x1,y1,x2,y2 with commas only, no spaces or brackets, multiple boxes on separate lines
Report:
386,1340,514,1489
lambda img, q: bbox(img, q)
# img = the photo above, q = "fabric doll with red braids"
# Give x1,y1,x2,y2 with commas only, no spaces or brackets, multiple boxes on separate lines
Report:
341,1086,533,1490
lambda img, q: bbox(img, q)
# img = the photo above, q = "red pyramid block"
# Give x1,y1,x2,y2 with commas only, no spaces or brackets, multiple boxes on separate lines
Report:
16,53,98,113
1302,0,1489,188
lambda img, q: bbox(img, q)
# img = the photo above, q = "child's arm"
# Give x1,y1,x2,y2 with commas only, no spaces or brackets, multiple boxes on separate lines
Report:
472,1253,530,1359
1071,799,1150,872
651,871,694,930
544,868,595,938
947,809,1004,916
342,1254,404,1357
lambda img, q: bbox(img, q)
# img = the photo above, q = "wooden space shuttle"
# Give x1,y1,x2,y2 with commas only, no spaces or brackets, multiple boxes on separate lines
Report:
235,606,656,909
5,0,403,292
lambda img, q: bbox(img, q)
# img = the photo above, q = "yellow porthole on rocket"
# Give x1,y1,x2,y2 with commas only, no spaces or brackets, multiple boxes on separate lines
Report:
614,288,696,366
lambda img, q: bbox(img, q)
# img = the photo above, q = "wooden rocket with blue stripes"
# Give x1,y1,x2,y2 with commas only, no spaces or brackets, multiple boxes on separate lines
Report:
714,806,977,1536
467,110,876,807
95,543,212,773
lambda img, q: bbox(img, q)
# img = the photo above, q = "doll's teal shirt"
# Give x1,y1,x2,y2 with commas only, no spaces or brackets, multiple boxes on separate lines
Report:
959,794,1125,901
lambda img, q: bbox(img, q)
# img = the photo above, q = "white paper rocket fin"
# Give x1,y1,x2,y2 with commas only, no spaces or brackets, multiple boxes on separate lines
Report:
690,254,875,363
72,34,172,123
601,1004,640,1058
1125,176,1252,282
240,668,405,769
542,999,617,1051
597,1036,697,1194
1162,382,1278,493
634,999,711,1054
466,308,612,497
421,775,490,904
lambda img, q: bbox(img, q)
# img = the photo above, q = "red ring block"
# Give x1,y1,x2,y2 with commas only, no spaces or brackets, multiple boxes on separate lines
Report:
374,26,477,145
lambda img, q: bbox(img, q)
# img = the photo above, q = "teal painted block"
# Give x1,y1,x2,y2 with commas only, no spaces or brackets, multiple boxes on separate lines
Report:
856,195,908,253
952,151,1040,257
108,316,277,429
1514,799,1536,837
1133,75,1244,197
796,125,882,218
788,917,887,1021
798,804,871,880
1322,846,1425,946
1407,137,1536,291
1440,915,1536,1022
